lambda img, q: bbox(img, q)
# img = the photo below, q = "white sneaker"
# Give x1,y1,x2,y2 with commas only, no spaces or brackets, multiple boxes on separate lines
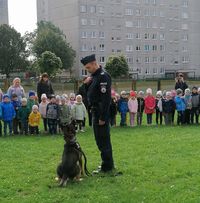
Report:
80,129,85,132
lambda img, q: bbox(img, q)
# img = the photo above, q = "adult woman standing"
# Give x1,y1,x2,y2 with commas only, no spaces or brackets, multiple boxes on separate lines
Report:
37,73,54,103
7,78,25,102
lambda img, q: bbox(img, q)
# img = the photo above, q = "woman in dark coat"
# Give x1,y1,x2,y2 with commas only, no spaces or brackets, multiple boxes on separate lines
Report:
175,73,188,93
37,73,54,103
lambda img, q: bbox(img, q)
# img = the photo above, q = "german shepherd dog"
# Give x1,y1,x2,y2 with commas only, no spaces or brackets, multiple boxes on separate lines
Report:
56,121,90,187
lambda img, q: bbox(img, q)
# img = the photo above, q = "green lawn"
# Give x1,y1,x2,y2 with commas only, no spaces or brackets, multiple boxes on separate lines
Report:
1,125,200,203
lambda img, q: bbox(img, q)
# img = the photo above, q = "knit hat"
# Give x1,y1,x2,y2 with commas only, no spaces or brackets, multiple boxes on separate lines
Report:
41,93,47,99
121,91,126,95
166,91,172,97
192,86,197,90
130,90,136,97
111,89,116,97
29,91,35,97
12,93,18,98
32,105,38,110
156,90,163,96
50,94,56,99
56,95,61,100
176,88,183,95
185,88,191,95
138,91,144,95
21,98,27,103
69,93,75,98
3,94,10,100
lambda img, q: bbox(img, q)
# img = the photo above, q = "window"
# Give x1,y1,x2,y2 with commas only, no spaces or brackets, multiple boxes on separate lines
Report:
126,57,133,64
144,45,150,51
136,9,141,16
91,45,96,51
80,5,87,13
125,8,133,15
99,19,105,26
125,21,133,28
160,45,165,51
145,57,150,63
160,11,165,17
152,33,157,40
182,56,189,63
81,31,87,38
90,6,96,13
182,34,189,41
136,33,141,39
145,33,150,40
81,19,87,25
160,56,165,63
99,6,104,13
144,8,150,16
99,31,105,38
182,12,188,19
91,31,97,38
160,67,165,74
126,33,134,39
100,57,105,63
136,46,141,51
90,19,96,25
145,67,150,74
153,67,158,74
152,45,157,51
136,20,142,28
182,1,188,7
136,57,141,63
153,57,158,63
81,44,87,51
160,33,165,40
100,44,105,51
126,45,133,52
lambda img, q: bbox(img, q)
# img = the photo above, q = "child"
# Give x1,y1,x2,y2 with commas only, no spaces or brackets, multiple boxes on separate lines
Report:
39,94,49,133
110,90,118,127
162,92,176,125
46,95,60,135
27,91,38,112
144,88,155,125
11,93,21,135
56,95,61,105
171,90,177,124
137,91,145,126
72,95,87,132
191,86,200,124
118,91,129,126
175,89,186,125
155,91,163,125
1,94,16,136
184,88,192,124
59,96,72,129
69,93,76,109
28,105,41,135
18,98,30,135
128,91,138,127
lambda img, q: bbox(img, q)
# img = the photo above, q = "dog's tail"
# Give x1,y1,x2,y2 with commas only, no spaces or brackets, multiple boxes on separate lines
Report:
79,149,91,176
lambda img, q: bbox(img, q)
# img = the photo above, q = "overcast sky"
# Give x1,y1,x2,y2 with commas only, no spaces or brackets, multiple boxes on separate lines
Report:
8,0,37,35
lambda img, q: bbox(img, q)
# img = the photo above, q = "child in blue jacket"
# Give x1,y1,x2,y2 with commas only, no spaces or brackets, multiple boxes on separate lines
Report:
118,91,129,126
175,89,186,125
0,88,3,136
1,94,16,136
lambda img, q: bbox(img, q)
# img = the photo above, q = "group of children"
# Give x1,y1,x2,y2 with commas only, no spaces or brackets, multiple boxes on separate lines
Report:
0,90,87,136
110,86,200,127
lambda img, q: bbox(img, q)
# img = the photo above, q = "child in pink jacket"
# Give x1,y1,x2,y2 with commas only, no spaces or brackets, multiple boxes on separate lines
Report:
145,88,156,125
128,91,138,127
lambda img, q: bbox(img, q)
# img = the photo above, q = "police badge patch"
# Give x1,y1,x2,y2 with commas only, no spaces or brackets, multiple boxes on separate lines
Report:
101,86,106,93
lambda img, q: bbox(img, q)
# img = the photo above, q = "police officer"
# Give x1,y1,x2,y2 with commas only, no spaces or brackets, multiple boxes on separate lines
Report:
81,54,114,173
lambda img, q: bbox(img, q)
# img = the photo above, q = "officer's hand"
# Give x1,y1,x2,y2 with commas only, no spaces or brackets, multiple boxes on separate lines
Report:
84,77,92,84
99,120,105,126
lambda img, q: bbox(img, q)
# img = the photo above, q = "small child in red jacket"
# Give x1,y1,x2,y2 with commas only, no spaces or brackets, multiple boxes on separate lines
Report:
144,88,156,125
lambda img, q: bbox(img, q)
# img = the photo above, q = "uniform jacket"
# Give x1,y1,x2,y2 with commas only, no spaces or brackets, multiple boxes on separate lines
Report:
144,96,155,114
29,112,41,127
191,93,200,108
72,102,87,121
46,103,59,120
118,97,129,114
1,102,16,121
175,81,188,92
18,106,30,122
86,67,111,121
137,98,145,113
128,98,138,113
59,104,72,124
162,99,176,114
175,96,186,111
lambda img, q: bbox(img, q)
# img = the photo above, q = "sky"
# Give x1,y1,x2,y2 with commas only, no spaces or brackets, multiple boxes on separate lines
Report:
8,0,37,35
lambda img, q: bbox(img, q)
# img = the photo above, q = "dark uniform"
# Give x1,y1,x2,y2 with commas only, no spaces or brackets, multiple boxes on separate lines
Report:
81,55,114,172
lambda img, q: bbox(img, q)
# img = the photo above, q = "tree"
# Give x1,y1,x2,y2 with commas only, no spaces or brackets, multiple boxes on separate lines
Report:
30,21,76,70
0,24,28,79
35,51,63,77
105,55,129,79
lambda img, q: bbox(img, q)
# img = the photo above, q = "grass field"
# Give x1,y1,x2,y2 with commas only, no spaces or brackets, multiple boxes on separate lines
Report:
1,123,200,203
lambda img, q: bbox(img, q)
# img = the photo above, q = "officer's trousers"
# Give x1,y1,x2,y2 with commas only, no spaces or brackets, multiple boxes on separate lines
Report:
92,112,114,172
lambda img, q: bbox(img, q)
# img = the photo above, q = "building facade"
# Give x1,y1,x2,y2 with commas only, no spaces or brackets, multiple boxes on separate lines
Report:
0,0,8,25
37,0,200,79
